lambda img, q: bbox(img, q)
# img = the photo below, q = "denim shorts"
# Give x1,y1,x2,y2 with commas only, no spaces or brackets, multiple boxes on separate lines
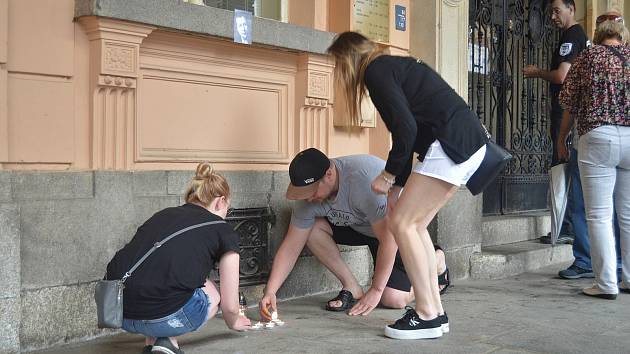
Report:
122,288,210,338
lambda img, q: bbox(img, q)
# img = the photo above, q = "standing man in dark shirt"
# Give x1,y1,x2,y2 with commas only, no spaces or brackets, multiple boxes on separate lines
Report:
524,0,588,165
524,0,593,278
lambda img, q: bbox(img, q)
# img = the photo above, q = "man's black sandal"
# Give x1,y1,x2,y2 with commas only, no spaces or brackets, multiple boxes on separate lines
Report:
325,289,357,311
438,268,450,295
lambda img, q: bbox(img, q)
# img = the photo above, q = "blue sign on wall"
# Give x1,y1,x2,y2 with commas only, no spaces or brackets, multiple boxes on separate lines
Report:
395,5,406,31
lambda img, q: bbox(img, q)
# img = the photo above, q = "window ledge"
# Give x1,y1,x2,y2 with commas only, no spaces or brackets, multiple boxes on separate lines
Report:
75,0,335,54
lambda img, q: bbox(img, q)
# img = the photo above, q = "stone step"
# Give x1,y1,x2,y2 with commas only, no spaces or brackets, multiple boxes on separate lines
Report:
470,240,573,280
482,214,550,247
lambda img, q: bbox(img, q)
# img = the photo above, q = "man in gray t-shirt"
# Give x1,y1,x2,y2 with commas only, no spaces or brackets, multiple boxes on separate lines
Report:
259,148,448,319
290,154,387,238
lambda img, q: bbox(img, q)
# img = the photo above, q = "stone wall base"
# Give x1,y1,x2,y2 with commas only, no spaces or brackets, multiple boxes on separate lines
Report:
0,170,481,352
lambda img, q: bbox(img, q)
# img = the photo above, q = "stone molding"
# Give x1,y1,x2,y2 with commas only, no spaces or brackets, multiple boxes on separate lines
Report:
296,54,334,153
80,17,155,78
74,0,335,54
103,43,135,74
98,75,136,89
307,72,329,99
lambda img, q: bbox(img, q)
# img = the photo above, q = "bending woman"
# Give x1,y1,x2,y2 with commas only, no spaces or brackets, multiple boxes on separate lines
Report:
328,32,489,340
106,162,251,354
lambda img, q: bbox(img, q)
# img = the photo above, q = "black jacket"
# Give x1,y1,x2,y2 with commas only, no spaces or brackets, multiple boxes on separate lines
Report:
365,55,489,186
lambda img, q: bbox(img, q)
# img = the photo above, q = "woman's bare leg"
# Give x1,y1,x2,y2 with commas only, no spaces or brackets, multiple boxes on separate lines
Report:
419,228,443,314
201,280,220,319
151,281,220,350
388,173,457,320
380,287,414,309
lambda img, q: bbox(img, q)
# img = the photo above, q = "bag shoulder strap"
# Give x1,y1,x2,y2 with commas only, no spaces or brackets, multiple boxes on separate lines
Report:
604,45,630,67
603,45,630,110
121,220,226,283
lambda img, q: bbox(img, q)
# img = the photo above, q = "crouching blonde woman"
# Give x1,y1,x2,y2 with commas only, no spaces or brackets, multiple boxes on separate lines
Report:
105,162,251,354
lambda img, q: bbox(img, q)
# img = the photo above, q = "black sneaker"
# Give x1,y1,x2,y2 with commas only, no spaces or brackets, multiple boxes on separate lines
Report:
439,312,449,333
152,338,184,354
384,307,443,340
142,346,153,354
540,233,573,245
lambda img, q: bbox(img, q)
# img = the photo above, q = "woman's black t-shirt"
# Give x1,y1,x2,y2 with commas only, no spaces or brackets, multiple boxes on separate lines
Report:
106,203,240,320
364,55,489,186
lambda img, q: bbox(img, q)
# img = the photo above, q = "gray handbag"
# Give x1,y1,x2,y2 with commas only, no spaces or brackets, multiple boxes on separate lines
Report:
95,220,226,328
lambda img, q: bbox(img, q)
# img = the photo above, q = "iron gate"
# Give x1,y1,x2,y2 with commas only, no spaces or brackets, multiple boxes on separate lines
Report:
469,0,559,215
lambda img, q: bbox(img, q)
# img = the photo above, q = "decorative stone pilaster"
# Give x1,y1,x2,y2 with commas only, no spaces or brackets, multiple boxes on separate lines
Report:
79,17,155,170
438,0,469,98
295,54,334,153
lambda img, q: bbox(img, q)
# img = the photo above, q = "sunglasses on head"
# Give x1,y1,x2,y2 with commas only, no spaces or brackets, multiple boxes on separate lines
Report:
596,14,624,26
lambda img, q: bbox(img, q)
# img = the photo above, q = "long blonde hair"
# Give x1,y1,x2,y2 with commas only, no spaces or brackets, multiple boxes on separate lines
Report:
327,31,384,127
184,162,230,207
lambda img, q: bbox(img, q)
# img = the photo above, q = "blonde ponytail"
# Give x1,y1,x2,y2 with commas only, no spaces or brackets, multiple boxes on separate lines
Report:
185,162,230,207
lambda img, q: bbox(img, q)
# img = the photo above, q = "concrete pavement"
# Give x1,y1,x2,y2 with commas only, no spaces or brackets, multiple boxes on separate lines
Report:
35,265,630,354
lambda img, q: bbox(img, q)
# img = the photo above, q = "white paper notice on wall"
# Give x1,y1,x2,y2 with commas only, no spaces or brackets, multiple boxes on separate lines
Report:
234,9,253,45
353,0,390,43
468,43,488,74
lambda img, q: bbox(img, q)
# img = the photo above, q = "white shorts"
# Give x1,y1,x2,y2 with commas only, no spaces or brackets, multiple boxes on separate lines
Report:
413,140,487,186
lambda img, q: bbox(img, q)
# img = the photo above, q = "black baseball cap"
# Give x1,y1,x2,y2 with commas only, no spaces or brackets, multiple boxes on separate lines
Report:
286,148,331,200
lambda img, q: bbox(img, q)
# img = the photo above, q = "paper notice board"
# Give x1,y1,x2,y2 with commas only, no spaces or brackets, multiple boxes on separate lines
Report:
352,0,390,43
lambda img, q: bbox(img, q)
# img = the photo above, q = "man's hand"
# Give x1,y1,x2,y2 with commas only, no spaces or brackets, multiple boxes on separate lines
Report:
229,315,252,331
523,65,540,78
259,292,277,321
348,287,383,316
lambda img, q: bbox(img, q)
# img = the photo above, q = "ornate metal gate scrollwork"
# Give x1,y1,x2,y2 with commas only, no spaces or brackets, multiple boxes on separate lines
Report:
469,0,558,215
211,207,275,286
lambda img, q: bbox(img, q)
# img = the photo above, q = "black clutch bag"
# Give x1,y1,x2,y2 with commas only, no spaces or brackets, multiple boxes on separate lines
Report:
466,140,512,196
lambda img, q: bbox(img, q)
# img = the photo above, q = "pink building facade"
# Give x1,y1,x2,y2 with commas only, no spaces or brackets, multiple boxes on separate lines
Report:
1,0,414,172
0,1,589,352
